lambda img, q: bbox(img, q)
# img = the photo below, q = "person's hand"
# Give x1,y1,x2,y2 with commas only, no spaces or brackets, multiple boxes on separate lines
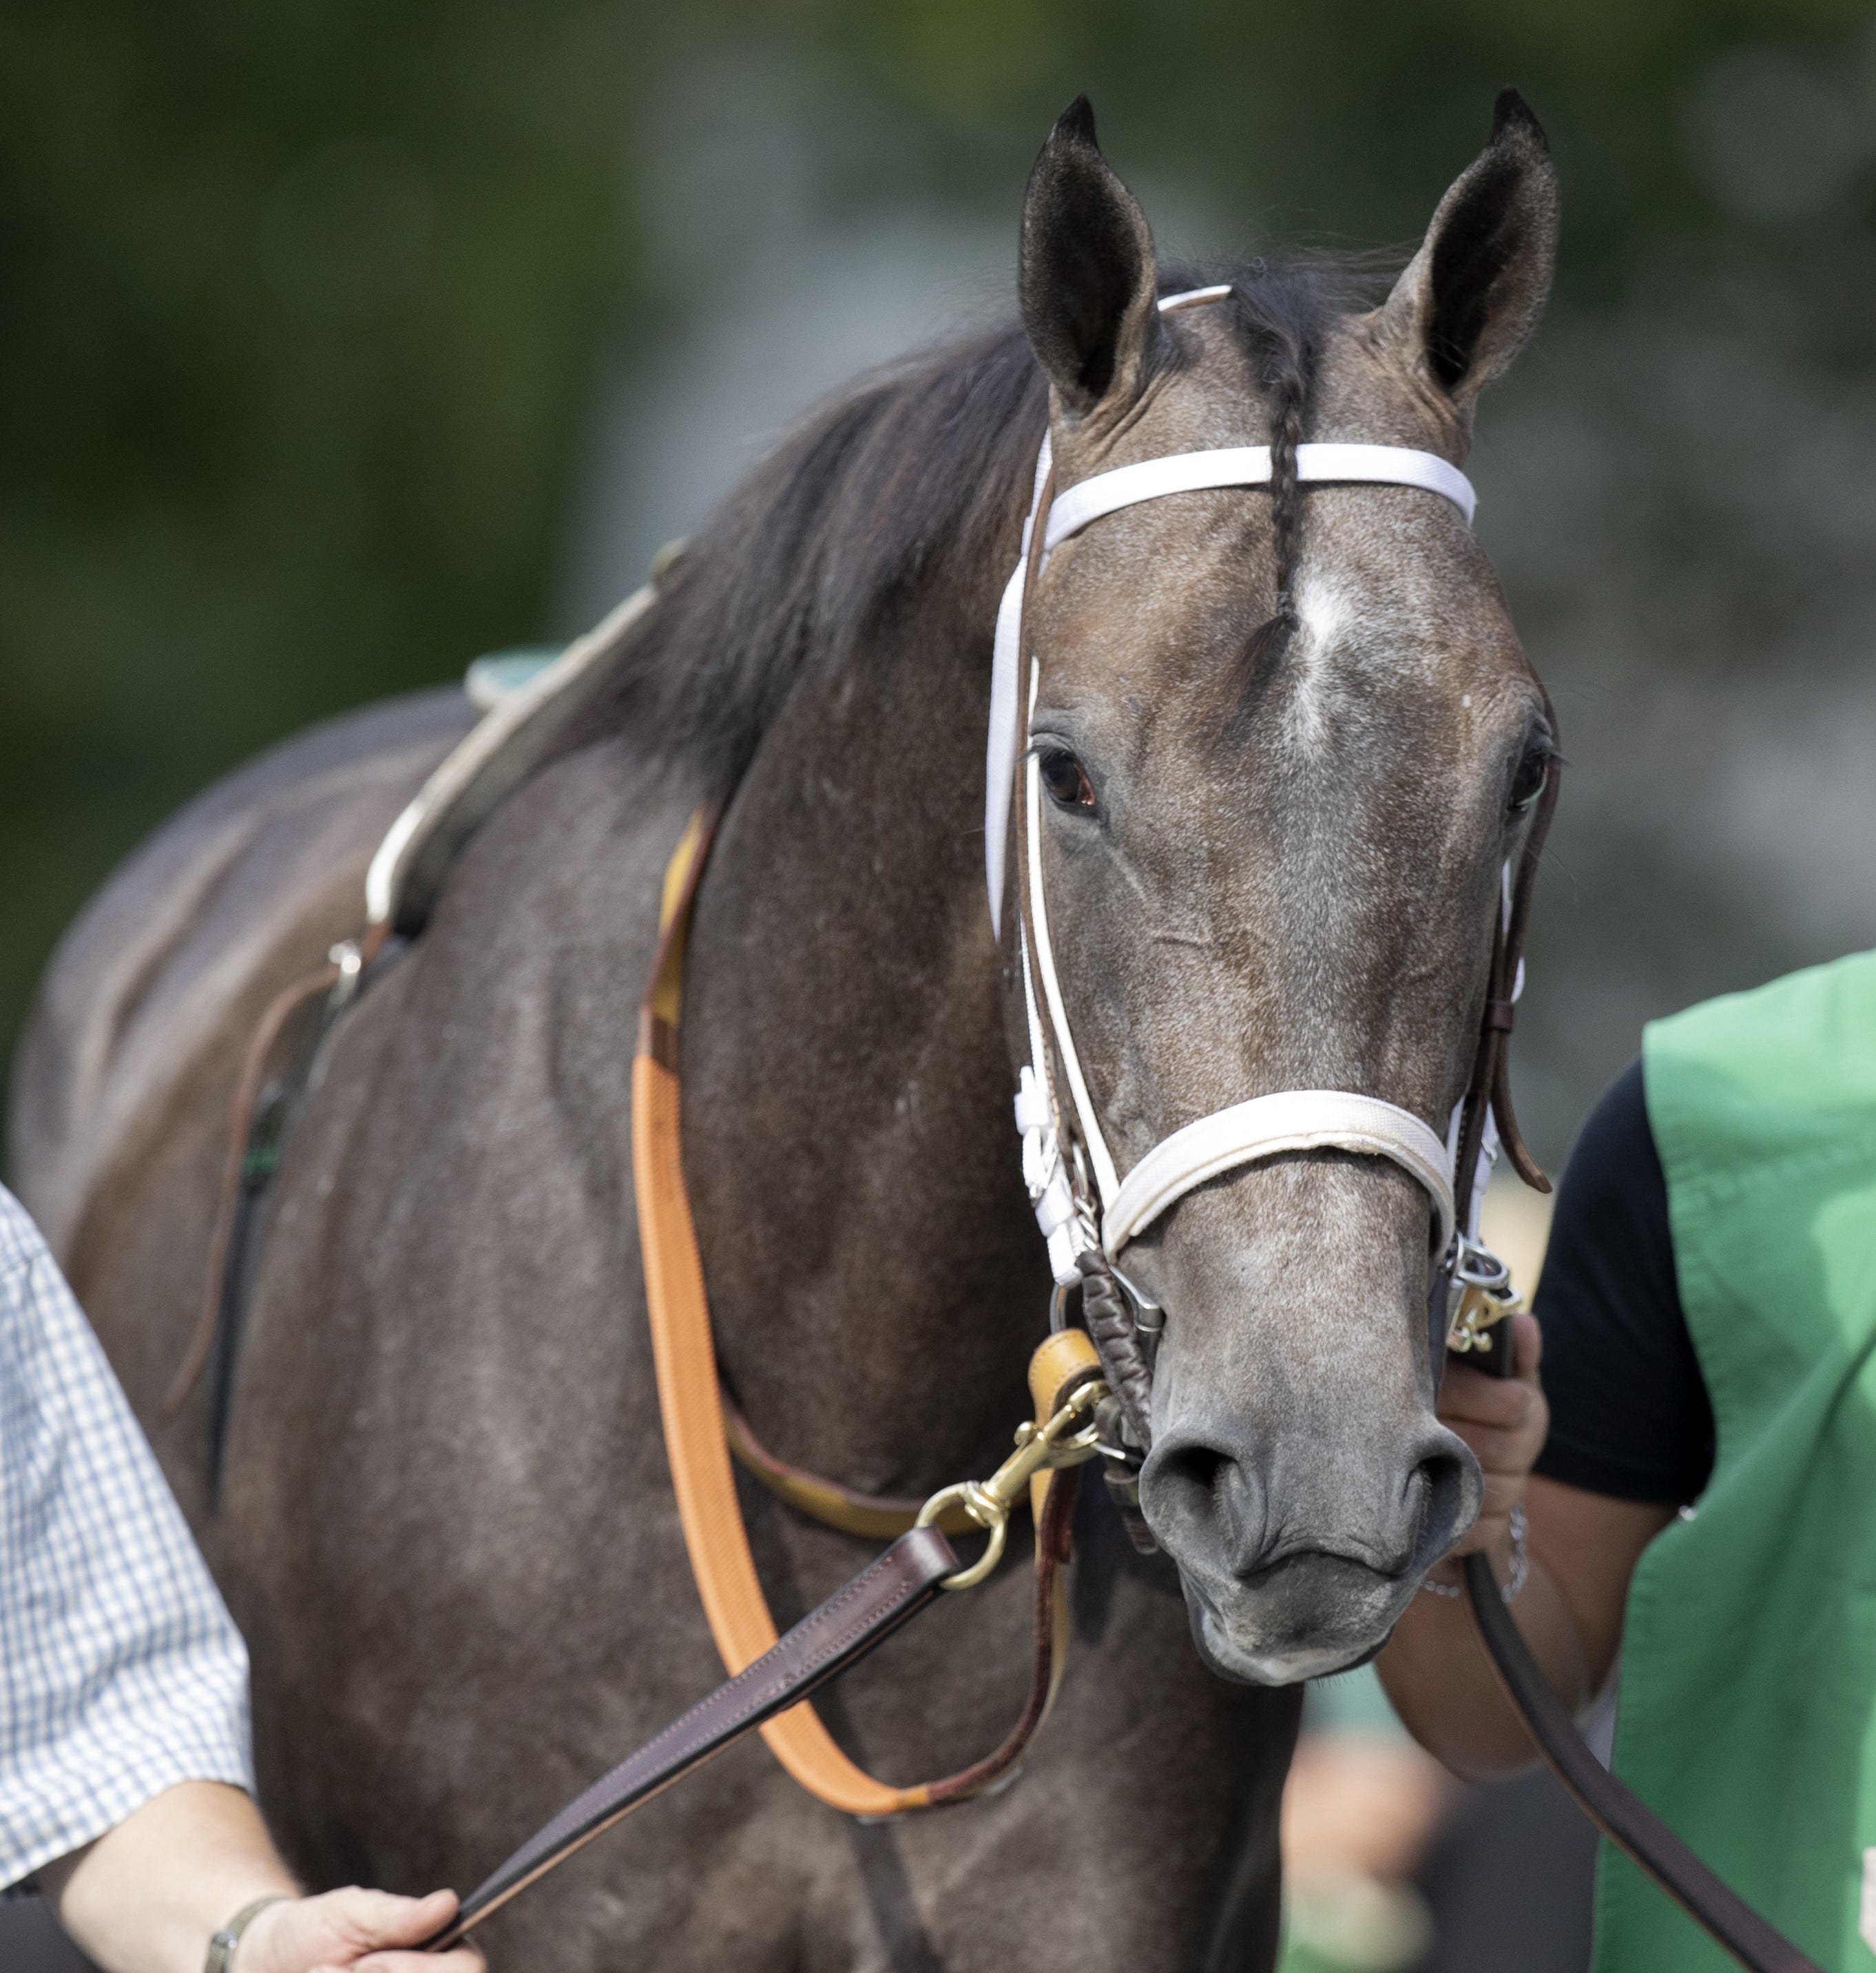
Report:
1434,1310,1547,1571
236,1888,483,1973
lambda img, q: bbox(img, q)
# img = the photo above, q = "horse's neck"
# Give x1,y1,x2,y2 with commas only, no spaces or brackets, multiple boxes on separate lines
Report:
680,601,1047,1495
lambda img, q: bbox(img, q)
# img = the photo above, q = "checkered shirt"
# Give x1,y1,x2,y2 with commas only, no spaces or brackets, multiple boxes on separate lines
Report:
0,1184,252,1889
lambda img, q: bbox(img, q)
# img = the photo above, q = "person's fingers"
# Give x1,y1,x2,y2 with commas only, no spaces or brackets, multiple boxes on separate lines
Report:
279,1886,462,1969
1438,1364,1530,1423
1440,1380,1545,1450
366,1887,457,1945
1440,1355,1545,1423
325,1886,459,1947
1452,1419,1541,1475
1437,1315,1547,1565
347,1945,484,1973
1441,1378,1540,1435
1439,1313,1541,1406
1448,1416,1548,1494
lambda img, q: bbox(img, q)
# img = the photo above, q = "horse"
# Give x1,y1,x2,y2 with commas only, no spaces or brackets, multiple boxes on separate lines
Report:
8,93,1560,1971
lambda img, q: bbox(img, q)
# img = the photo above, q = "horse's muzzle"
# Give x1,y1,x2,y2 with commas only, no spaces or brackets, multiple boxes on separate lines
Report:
1138,1419,1481,1684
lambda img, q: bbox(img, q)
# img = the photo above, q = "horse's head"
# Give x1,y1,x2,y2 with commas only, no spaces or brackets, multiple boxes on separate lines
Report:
1007,96,1559,1683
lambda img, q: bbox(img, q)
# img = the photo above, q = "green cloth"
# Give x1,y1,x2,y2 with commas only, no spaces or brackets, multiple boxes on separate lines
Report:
1606,952,1876,1971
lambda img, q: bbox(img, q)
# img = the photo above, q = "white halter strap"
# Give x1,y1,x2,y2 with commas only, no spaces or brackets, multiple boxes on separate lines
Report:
999,287,1477,1282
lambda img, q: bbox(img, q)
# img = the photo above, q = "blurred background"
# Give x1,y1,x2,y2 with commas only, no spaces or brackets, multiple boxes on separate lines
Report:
5,1,1875,1968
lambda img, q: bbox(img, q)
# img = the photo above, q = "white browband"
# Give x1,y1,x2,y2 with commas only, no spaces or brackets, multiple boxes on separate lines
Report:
1040,442,1475,559
999,286,1479,1284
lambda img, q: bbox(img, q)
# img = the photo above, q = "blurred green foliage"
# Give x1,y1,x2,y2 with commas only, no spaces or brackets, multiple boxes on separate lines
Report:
3,0,1870,1100
0,1,636,1083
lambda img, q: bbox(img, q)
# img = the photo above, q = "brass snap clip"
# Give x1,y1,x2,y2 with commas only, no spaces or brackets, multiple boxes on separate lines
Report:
916,1377,1108,1591
1445,1235,1521,1357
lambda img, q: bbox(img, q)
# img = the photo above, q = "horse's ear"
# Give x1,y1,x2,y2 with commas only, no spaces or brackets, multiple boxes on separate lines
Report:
1020,97,1165,421
1380,90,1558,408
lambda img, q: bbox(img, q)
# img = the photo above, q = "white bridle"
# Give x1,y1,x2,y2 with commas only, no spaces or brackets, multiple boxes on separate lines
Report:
992,286,1485,1286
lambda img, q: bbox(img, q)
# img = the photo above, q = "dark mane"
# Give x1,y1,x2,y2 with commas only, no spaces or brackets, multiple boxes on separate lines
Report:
574,255,1395,796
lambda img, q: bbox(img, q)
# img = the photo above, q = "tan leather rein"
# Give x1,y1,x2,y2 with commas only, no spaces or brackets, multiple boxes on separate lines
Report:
632,808,1083,1817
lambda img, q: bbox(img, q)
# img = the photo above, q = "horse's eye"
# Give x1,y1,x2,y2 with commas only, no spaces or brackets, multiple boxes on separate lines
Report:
1038,748,1096,812
1509,731,1553,813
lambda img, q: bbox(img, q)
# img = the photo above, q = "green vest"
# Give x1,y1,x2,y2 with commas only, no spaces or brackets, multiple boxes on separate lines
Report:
1603,952,1876,1971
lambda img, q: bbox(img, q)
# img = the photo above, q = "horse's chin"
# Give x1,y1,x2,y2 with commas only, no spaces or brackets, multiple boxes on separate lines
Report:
1176,1565,1408,1688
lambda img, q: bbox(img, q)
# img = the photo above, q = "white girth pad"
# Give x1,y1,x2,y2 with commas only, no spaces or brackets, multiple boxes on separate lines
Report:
1103,1090,1457,1260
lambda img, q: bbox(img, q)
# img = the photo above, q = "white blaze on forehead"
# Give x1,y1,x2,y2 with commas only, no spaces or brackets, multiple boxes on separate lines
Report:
1282,570,1362,752
1280,555,1455,742
1293,569,1359,654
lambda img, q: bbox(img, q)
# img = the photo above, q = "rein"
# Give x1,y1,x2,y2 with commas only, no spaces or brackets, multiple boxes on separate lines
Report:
627,810,1081,1819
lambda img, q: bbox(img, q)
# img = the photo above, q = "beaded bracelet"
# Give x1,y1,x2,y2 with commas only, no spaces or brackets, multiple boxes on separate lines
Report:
1419,1502,1528,1603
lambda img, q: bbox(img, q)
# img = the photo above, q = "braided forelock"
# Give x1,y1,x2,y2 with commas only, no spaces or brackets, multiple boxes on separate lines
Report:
1262,320,1309,620
1209,260,1357,693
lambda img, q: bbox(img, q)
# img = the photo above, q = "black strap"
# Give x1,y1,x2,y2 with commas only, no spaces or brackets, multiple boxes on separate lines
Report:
424,1526,959,1950
196,936,408,1493
1463,1554,1822,1973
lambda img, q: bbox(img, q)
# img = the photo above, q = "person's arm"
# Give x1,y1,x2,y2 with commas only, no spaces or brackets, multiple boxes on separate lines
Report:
39,1779,480,1973
1375,1313,1674,1778
0,1192,478,1972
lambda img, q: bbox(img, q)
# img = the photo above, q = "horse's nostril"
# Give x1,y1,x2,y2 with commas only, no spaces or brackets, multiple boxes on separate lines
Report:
1142,1437,1264,1556
1149,1440,1227,1521
1414,1448,1474,1564
1145,1428,1479,1582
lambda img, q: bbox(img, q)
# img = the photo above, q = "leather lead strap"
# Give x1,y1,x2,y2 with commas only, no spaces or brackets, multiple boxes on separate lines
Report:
1486,705,1561,1195
426,1526,963,1948
165,959,345,1421
632,846,924,1817
718,1389,963,1541
1445,728,1560,1278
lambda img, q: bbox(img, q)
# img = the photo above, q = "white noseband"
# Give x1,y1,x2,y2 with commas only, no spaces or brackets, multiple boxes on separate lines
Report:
1104,1092,1457,1257
997,286,1478,1284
